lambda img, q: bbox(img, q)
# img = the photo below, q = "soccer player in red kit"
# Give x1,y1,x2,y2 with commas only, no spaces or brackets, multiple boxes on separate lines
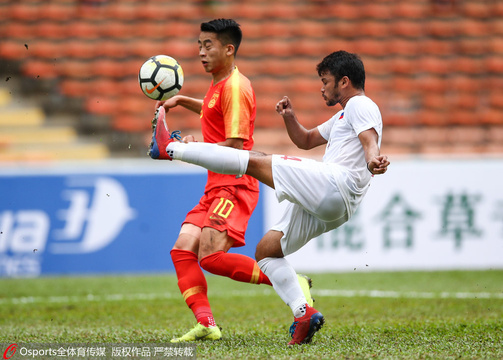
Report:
150,19,313,343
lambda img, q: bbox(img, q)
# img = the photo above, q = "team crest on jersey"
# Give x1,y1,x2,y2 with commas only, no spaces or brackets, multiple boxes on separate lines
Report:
208,92,220,108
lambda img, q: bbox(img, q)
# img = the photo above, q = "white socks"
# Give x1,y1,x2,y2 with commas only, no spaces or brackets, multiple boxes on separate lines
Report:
258,257,308,318
167,142,249,176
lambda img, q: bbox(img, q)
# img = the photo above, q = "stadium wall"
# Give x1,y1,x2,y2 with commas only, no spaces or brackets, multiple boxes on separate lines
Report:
0,159,502,277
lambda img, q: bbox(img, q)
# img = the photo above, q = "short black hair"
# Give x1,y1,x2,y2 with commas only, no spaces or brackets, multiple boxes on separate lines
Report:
316,51,365,90
200,19,242,56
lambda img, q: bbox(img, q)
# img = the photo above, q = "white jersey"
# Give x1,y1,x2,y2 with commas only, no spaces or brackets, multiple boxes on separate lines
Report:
317,95,382,216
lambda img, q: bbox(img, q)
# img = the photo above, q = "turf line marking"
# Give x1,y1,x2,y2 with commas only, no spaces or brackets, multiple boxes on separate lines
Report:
312,289,503,299
1,289,502,305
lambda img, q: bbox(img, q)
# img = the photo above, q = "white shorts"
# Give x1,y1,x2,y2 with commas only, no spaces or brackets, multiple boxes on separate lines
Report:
270,155,349,256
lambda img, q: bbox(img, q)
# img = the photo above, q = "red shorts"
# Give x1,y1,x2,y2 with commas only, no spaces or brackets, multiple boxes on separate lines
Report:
183,185,259,247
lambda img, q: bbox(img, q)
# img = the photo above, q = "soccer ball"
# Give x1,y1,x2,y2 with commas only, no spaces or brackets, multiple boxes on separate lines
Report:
138,55,184,101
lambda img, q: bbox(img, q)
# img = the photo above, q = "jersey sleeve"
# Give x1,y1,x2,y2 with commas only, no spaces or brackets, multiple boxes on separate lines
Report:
317,112,340,140
345,97,382,135
221,70,255,140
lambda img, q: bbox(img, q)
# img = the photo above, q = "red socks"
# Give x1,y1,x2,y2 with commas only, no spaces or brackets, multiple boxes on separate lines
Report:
200,251,272,286
170,249,215,327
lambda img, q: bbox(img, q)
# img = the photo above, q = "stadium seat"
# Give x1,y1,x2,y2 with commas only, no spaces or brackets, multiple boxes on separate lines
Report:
1,22,35,40
420,39,456,56
419,56,452,75
38,3,77,20
393,2,428,19
460,1,491,18
61,40,92,59
391,20,425,38
65,20,99,39
21,60,59,79
7,3,40,21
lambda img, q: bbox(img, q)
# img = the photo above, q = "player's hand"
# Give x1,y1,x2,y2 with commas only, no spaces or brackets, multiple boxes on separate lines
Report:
155,96,179,113
368,155,390,175
276,96,294,116
182,135,197,143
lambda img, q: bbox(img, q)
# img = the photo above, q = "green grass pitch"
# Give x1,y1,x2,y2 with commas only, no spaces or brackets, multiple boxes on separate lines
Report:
0,270,502,359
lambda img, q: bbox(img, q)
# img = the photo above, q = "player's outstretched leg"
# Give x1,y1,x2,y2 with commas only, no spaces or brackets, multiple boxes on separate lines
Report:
148,107,181,160
288,304,325,345
170,323,222,343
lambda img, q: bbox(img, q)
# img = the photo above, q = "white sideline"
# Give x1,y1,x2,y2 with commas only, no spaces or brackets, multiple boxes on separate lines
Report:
1,288,502,305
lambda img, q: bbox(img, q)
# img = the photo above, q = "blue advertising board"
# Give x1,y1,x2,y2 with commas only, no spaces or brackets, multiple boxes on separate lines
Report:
0,164,264,277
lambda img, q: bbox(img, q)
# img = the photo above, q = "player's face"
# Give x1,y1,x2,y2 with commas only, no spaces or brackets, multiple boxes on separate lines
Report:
320,72,340,107
198,32,228,75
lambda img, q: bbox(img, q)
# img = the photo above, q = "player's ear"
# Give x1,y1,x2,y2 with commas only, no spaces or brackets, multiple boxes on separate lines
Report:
340,76,350,88
226,44,235,57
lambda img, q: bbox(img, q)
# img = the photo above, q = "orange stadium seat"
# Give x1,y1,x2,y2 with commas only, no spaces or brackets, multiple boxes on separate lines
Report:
36,22,69,40
100,21,137,39
105,2,138,21
361,3,394,20
66,20,100,39
64,40,100,59
389,76,419,94
38,3,77,20
261,3,301,20
447,110,478,126
327,21,360,39
393,2,429,19
353,39,389,57
480,110,503,125
86,96,117,116
259,21,295,39
419,56,452,75
358,20,391,38
426,19,460,38
21,60,59,79
460,1,491,18
0,40,29,60
387,39,420,56
417,110,450,126
422,93,446,111
391,19,425,38
292,20,327,38
324,3,362,20
102,39,134,58
486,56,503,74
453,57,484,75
458,19,490,37
488,91,503,109
291,39,326,57
457,38,489,56
58,60,93,79
7,3,40,21
1,22,35,40
29,41,65,60
260,38,294,57
60,79,91,97
420,39,456,56
450,74,481,93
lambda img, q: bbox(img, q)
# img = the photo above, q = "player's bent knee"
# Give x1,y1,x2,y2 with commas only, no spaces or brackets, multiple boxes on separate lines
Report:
255,230,285,262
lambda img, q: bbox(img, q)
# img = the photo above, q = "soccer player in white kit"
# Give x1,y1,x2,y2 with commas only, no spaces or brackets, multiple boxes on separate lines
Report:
148,50,390,345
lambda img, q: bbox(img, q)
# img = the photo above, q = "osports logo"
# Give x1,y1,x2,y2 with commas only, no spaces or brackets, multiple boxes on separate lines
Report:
3,344,17,359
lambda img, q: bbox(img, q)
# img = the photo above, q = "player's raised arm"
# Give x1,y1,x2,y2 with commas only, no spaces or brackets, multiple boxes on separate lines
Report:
276,96,327,150
157,95,203,115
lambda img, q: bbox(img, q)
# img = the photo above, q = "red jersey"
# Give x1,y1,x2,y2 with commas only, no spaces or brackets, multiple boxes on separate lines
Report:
200,67,259,193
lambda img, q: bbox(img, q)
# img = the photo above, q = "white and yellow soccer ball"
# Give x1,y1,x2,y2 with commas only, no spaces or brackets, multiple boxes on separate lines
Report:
138,55,184,101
